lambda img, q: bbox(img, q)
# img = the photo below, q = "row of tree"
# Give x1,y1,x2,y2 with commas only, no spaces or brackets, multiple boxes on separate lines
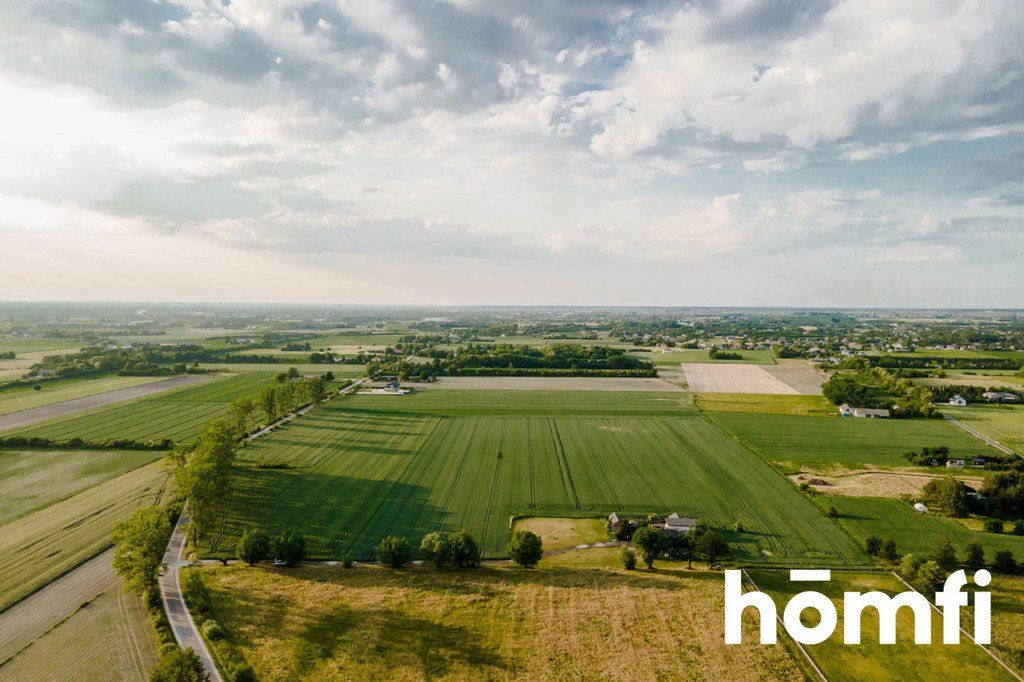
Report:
865,534,1022,594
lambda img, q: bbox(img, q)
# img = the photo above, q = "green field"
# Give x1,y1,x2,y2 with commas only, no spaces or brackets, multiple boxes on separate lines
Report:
10,372,276,444
747,570,1010,681
0,374,164,416
630,349,777,366
696,393,836,417
813,496,1024,560
712,412,992,470
0,460,173,611
204,390,864,565
943,404,1024,454
198,362,365,376
0,449,160,524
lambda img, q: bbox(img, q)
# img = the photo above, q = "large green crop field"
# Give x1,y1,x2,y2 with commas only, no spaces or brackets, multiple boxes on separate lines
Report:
9,372,275,444
943,404,1024,455
0,449,160,525
0,374,164,417
204,390,864,565
813,496,1024,560
711,412,992,470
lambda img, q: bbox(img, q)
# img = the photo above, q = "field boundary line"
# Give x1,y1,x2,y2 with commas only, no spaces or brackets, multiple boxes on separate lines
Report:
890,570,1024,681
741,569,828,682
939,412,1018,456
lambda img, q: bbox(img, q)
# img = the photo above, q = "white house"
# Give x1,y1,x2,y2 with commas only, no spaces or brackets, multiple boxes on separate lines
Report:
946,459,966,469
838,404,854,417
948,395,968,407
852,407,890,418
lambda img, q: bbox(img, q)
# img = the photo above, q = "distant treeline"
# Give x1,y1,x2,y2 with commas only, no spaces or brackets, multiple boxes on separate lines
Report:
869,355,1023,371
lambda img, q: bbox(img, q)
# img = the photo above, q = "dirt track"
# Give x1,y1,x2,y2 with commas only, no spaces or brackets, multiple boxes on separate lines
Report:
424,376,684,392
0,549,116,665
0,375,210,433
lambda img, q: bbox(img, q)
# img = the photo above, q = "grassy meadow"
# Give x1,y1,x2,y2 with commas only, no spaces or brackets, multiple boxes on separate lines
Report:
630,349,778,366
711,412,992,470
0,374,165,417
943,404,1024,454
8,372,275,444
204,390,864,565
190,562,802,681
747,570,1011,681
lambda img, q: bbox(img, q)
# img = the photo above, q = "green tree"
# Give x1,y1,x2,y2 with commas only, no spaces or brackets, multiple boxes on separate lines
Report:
620,546,637,570
964,541,986,571
631,526,666,569
273,530,306,567
258,388,276,424
112,507,172,595
150,647,209,682
274,371,287,383
447,530,481,568
914,560,945,594
287,366,299,379
175,421,237,544
508,530,543,568
695,530,729,566
236,529,270,566
930,535,958,573
984,519,1005,534
309,377,327,403
420,532,449,567
992,550,1019,575
865,536,882,557
227,397,255,439
822,374,871,406
880,538,899,563
922,477,969,517
375,536,412,568
899,553,922,582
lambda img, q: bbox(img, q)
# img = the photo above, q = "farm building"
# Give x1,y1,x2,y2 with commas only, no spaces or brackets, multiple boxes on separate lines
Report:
838,404,890,418
662,512,698,536
608,512,623,531
948,394,968,406
983,391,1020,402
946,459,965,469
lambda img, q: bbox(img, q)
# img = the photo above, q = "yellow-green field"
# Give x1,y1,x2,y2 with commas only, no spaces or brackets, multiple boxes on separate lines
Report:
943,404,1024,454
0,374,164,417
0,460,173,611
696,393,836,417
191,562,802,681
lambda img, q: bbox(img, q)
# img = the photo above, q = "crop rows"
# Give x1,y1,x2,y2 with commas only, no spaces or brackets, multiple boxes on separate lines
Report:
205,391,865,563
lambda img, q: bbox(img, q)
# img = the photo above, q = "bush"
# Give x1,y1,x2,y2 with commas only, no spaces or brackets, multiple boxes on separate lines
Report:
150,647,208,682
865,536,882,556
964,541,986,571
993,550,1019,575
631,526,667,569
1013,520,1024,536
447,530,482,568
825,506,839,519
273,530,306,567
180,570,213,623
236,529,270,566
375,536,412,568
880,538,899,562
984,519,1005,534
620,546,637,570
420,531,450,567
731,521,745,533
508,530,543,568
201,620,225,641
341,553,353,569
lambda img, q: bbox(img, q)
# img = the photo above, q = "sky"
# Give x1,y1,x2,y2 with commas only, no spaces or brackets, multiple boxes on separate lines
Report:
1,0,1023,308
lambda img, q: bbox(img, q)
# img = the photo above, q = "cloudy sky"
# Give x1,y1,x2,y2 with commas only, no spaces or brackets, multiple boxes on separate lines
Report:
2,0,1022,307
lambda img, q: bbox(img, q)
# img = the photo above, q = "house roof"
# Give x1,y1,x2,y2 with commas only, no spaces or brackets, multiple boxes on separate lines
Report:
664,514,697,528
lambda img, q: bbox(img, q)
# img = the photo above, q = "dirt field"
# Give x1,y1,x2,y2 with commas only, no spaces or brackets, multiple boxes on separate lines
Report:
790,470,985,498
425,376,684,392
761,361,826,395
0,549,116,665
681,364,799,394
0,375,210,432
512,518,609,550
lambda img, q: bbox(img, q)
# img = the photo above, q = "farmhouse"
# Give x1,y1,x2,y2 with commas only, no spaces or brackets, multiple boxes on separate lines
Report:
663,512,698,536
948,394,968,407
608,512,623,531
838,404,890,418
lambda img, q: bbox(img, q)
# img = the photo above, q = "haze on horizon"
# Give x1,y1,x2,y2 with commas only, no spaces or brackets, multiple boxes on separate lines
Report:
1,1,1023,308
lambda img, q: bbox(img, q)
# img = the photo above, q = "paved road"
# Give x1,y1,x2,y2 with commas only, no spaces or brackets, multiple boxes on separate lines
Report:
0,375,210,432
159,508,221,681
0,549,117,665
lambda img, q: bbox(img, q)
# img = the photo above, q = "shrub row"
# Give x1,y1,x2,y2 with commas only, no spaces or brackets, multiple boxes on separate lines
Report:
0,435,173,450
180,570,255,682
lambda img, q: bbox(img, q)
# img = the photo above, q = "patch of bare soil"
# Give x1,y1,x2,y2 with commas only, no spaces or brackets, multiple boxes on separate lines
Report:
790,470,984,498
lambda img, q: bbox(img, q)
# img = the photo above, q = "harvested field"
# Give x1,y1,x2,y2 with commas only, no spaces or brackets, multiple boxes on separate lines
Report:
428,376,683,391
789,470,985,498
761,360,826,394
0,551,157,681
0,374,164,417
512,517,609,550
0,375,211,433
681,364,799,394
